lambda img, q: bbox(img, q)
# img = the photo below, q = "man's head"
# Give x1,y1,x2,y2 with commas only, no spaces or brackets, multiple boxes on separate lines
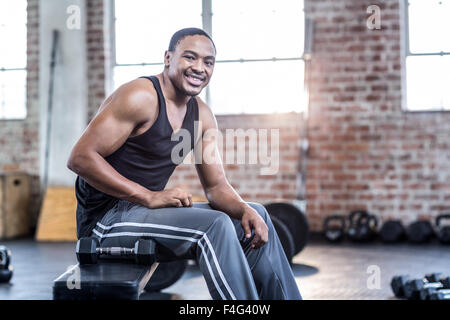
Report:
164,28,216,97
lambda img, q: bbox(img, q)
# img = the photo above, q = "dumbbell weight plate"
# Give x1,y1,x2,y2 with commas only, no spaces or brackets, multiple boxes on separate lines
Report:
0,246,11,269
264,201,309,255
0,265,13,283
270,215,295,263
145,260,187,292
134,239,157,265
76,237,100,264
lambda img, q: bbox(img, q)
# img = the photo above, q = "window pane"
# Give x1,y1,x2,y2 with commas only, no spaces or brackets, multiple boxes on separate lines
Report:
0,0,27,68
115,0,202,64
212,0,304,60
408,0,450,53
406,55,450,110
209,60,305,114
113,65,206,101
114,65,164,88
0,70,26,119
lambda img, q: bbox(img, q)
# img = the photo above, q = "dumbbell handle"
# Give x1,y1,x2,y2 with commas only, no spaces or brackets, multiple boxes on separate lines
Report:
97,247,134,256
424,282,443,289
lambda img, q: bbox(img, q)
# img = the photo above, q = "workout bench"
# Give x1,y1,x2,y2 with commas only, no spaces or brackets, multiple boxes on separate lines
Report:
53,238,159,300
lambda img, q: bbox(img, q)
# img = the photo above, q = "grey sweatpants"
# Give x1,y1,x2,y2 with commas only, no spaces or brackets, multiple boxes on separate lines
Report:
90,200,302,300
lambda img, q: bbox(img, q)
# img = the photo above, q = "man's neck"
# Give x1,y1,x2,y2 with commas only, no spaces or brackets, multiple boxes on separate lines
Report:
157,72,191,108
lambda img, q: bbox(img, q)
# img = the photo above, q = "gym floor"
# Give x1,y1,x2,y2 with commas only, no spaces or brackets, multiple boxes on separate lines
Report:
1,237,449,300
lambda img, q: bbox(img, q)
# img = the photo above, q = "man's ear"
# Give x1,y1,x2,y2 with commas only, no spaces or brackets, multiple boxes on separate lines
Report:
164,50,171,68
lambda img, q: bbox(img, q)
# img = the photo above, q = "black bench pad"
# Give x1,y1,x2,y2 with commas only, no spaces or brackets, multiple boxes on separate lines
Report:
53,261,159,300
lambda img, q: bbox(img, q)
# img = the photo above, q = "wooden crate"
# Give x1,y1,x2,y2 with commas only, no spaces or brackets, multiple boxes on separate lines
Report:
36,186,78,241
0,172,31,239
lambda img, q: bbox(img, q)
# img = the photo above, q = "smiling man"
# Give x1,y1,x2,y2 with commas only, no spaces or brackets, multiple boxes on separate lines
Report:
68,28,301,300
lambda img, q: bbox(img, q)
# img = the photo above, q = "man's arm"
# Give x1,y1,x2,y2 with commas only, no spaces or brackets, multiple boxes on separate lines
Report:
194,97,268,249
67,79,192,208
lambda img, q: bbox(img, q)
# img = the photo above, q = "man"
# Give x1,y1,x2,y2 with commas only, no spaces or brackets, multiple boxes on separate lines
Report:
68,28,301,300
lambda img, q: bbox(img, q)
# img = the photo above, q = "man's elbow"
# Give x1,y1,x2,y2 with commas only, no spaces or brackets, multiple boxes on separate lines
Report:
67,151,91,175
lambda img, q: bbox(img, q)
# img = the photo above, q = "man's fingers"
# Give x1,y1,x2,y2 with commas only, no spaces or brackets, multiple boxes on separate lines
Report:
252,226,269,249
242,220,252,238
180,196,190,207
172,199,182,207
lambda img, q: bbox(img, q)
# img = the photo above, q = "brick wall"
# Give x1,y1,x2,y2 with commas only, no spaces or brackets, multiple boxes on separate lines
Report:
16,0,450,233
86,0,108,123
0,0,40,223
166,113,306,204
305,0,450,231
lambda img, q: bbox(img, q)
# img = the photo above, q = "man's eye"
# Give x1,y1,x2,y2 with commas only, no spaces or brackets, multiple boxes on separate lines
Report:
185,56,194,60
206,61,214,66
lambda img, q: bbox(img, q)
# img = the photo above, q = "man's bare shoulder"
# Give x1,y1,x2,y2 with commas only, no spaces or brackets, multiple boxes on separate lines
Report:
93,78,157,127
109,78,158,120
195,96,217,131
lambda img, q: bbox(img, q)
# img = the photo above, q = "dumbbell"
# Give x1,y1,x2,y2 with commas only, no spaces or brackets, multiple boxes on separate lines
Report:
391,273,442,298
0,246,13,283
76,237,157,265
404,276,450,300
420,287,450,300
430,291,450,300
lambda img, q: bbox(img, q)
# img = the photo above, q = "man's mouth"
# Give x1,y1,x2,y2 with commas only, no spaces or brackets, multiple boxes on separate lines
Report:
185,73,205,87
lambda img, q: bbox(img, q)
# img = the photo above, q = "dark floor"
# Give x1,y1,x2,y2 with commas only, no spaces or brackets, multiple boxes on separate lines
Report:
0,238,449,300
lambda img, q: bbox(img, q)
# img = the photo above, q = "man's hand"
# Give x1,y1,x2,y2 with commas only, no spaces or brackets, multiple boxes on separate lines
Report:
145,188,193,208
241,207,269,250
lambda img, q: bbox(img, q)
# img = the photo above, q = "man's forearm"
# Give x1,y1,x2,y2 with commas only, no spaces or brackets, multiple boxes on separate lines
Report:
205,182,250,220
68,151,153,206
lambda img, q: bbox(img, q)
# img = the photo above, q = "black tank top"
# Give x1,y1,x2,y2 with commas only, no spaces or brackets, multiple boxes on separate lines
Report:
75,75,199,238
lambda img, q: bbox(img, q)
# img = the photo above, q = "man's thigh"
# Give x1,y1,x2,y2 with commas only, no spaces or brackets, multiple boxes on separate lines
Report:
92,200,231,261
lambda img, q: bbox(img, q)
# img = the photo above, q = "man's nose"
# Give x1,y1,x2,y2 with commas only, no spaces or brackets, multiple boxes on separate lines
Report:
191,60,205,73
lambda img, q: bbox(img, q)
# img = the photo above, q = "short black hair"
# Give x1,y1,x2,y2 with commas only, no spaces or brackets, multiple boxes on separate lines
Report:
168,28,216,53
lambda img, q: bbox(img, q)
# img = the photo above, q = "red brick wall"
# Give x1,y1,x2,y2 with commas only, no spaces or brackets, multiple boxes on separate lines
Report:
305,0,450,231
86,0,107,123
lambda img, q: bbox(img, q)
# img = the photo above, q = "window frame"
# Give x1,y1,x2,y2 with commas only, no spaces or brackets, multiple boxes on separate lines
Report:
0,0,27,120
403,0,450,112
111,0,306,114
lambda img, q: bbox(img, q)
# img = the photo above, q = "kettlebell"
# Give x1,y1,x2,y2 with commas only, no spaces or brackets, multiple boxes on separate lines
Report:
355,214,379,242
323,215,346,242
436,214,450,244
347,210,369,242
406,220,434,243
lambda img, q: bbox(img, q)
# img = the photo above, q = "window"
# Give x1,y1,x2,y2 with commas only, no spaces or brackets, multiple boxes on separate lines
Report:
0,0,27,119
405,0,450,111
113,0,305,114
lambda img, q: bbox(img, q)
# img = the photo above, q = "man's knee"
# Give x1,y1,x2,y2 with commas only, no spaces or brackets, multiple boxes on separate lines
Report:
209,211,236,234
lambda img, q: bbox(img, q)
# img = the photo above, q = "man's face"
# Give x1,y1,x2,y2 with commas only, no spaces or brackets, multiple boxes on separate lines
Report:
165,35,216,97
